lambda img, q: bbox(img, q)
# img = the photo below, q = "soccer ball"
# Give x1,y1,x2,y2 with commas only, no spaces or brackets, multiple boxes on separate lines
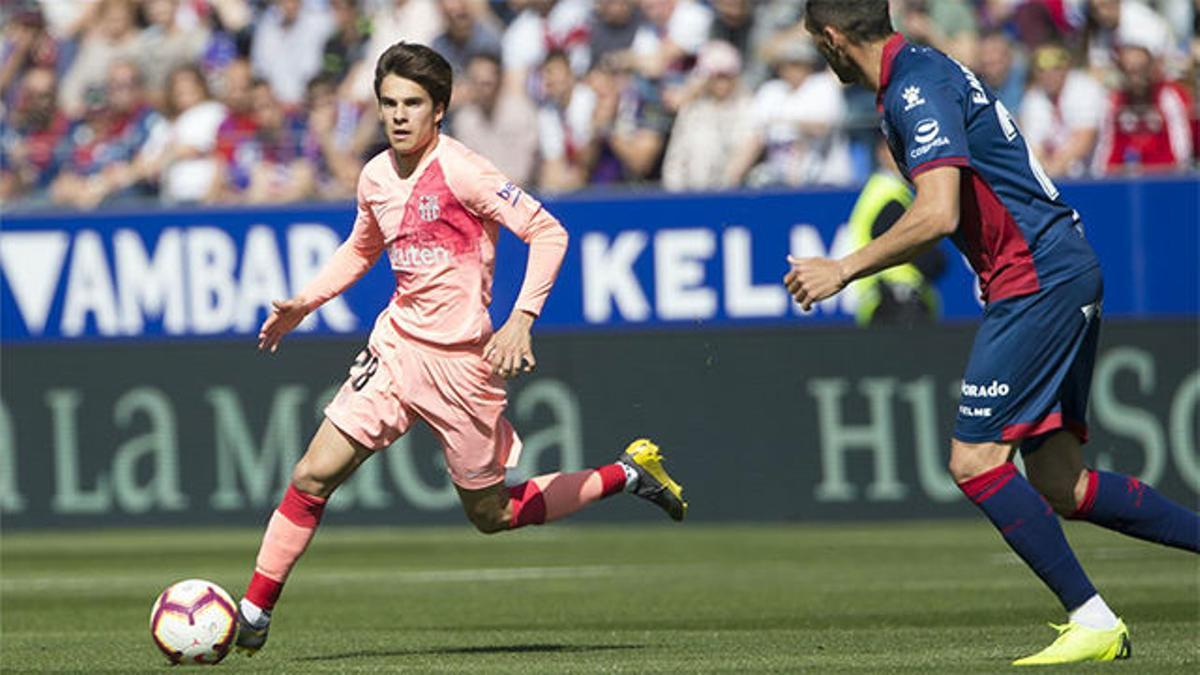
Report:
149,579,238,665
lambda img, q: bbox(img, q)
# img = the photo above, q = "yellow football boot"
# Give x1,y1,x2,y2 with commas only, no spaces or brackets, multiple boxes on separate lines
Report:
1012,620,1131,666
618,439,687,522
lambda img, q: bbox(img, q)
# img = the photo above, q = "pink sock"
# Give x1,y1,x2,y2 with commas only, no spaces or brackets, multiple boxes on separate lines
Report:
508,464,626,529
244,485,327,611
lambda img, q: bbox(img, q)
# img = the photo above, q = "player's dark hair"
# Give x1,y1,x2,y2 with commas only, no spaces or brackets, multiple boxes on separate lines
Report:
374,42,453,114
805,0,894,44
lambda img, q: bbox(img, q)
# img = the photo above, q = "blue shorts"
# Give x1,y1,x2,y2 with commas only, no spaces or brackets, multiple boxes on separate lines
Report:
954,266,1103,453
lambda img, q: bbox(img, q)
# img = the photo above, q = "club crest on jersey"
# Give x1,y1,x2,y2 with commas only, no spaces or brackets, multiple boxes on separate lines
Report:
417,194,440,222
902,85,925,111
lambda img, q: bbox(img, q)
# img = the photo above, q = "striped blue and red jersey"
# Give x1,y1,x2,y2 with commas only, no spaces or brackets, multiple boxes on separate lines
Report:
877,34,1099,304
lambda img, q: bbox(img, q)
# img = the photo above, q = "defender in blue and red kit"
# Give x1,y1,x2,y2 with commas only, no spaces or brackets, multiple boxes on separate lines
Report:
875,32,1102,447
788,0,1199,666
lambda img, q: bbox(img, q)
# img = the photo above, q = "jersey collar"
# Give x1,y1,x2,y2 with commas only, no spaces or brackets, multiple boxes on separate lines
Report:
876,33,908,111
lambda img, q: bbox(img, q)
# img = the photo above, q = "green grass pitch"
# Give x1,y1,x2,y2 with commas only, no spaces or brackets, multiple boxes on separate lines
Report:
2,521,1197,673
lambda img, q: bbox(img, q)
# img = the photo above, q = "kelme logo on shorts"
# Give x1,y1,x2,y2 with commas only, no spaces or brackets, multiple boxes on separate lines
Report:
961,380,1011,398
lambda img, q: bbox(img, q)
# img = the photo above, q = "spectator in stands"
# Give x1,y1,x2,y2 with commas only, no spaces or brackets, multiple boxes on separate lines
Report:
59,0,140,118
303,72,364,199
0,6,58,108
1093,41,1194,174
661,40,755,191
0,65,69,204
977,29,1027,113
216,79,317,203
136,0,210,99
451,52,539,185
588,56,672,185
432,0,502,75
251,0,333,106
589,0,640,69
728,39,854,188
979,0,1075,49
1020,44,1108,177
894,0,979,67
213,59,259,191
136,64,227,203
536,49,596,192
321,0,371,82
708,0,754,62
1082,0,1180,86
193,0,254,80
502,0,592,94
628,0,713,81
746,2,814,88
35,0,102,45
50,60,161,208
349,0,443,101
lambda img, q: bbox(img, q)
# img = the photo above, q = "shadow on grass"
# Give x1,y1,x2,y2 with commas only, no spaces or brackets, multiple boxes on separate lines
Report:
297,643,644,662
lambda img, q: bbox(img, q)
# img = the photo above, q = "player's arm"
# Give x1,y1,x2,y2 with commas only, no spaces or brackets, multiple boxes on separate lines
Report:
452,153,569,378
258,179,384,352
785,167,959,310
485,194,568,379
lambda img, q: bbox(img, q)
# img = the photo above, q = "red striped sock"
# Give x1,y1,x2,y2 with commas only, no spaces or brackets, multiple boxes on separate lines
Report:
244,485,327,611
508,464,628,529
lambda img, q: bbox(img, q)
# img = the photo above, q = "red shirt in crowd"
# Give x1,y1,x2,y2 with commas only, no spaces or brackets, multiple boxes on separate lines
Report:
1094,81,1194,175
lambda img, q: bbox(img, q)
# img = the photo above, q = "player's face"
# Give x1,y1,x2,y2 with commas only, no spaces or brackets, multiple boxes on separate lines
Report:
377,74,444,157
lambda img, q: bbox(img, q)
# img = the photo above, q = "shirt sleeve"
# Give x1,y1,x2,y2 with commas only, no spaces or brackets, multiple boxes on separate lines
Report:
296,172,385,311
886,75,971,177
449,148,568,317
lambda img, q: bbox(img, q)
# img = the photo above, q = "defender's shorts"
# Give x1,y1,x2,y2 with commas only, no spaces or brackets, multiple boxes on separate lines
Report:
324,328,521,490
954,266,1103,453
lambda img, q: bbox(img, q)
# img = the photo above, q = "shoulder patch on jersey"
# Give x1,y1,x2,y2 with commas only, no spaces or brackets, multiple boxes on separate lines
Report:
496,181,522,207
914,119,941,145
902,85,926,111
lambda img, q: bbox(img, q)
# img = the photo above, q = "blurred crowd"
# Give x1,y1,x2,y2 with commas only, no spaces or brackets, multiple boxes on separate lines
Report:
1,0,1197,210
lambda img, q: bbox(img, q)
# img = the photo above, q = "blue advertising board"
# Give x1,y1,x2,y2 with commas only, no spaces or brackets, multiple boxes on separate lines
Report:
1,176,1196,342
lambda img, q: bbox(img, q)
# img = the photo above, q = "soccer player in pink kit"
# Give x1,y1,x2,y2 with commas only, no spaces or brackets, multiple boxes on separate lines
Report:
233,43,687,655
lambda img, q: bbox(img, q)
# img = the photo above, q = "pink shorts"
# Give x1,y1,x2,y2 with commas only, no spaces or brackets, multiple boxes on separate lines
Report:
323,334,522,490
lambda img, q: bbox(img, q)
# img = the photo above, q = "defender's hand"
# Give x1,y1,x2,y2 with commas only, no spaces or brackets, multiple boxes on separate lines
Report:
484,311,536,379
258,298,310,353
784,255,848,311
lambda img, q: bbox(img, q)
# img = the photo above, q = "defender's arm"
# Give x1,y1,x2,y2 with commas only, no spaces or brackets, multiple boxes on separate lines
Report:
839,166,960,281
785,166,959,311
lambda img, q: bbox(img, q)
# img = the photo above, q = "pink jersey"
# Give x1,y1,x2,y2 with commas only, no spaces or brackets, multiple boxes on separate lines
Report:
297,135,568,347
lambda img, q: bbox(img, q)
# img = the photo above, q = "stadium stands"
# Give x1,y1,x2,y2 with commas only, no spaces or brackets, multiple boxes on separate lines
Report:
0,0,1196,209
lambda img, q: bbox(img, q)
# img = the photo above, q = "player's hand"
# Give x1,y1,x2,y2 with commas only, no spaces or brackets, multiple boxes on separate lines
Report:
257,298,310,353
484,311,536,379
784,255,848,311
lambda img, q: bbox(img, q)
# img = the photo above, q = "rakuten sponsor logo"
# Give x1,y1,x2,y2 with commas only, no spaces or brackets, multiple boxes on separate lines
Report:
961,380,1011,398
389,245,450,270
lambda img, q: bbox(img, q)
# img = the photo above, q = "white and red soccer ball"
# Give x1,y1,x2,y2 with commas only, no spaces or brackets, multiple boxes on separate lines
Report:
149,579,238,665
